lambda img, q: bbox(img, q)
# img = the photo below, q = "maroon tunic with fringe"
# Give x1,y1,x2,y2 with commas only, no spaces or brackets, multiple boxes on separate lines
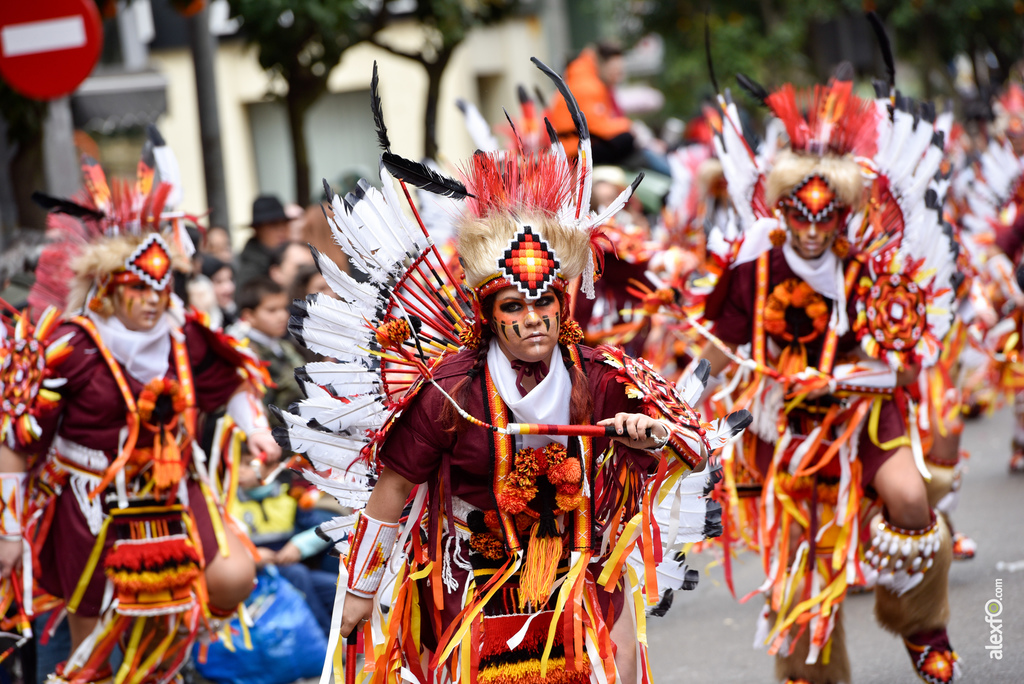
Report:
708,247,907,486
29,319,243,616
379,344,658,650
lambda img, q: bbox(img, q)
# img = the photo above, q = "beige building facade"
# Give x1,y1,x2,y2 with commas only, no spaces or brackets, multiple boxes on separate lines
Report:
148,12,566,244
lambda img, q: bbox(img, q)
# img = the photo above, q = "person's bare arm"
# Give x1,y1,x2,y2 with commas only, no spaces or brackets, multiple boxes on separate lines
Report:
363,467,415,522
697,340,736,378
0,446,27,578
0,446,26,474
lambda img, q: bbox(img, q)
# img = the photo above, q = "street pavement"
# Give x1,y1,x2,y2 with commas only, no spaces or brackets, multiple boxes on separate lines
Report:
647,407,1024,683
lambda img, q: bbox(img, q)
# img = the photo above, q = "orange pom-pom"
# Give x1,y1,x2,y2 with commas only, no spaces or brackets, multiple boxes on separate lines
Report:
548,457,581,488
769,227,788,248
556,489,585,512
831,235,851,258
558,319,584,345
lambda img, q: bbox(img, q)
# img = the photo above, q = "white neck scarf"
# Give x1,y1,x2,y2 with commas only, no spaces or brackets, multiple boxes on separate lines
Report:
486,338,571,448
782,241,849,336
88,311,172,385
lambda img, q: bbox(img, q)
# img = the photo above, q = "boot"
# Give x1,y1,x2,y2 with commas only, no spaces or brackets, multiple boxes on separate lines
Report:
870,513,960,683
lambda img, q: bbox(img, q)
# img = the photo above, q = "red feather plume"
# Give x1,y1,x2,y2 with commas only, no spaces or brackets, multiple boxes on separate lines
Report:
765,79,878,158
461,150,573,220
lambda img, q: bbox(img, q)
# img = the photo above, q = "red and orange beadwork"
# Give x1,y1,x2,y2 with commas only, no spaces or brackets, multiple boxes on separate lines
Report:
125,233,174,290
497,226,561,299
783,174,838,223
855,273,927,352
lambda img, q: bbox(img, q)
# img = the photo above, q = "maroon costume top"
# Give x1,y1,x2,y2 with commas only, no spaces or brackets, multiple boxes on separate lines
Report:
706,247,906,486
379,344,659,647
30,317,244,616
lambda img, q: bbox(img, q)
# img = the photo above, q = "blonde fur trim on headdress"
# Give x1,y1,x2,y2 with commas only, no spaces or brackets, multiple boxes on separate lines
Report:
67,233,189,314
457,211,592,292
697,158,724,196
766,150,865,210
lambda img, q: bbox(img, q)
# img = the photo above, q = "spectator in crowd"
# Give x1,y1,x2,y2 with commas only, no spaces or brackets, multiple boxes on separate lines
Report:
285,202,307,242
234,277,305,419
270,242,315,289
204,225,234,264
548,40,671,175
237,195,291,293
201,254,237,328
0,230,45,311
233,456,336,637
290,263,332,303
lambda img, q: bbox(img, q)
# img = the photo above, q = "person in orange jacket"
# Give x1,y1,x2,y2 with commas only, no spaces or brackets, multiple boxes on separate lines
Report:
548,41,670,175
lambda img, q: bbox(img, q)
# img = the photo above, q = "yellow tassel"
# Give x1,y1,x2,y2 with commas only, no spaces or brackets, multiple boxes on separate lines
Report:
518,522,562,611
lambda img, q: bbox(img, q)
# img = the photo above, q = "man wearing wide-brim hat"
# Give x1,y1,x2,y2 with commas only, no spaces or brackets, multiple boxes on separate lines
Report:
236,194,291,295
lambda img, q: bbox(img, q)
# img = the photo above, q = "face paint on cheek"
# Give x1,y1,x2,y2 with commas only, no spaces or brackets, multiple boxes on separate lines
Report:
119,288,145,315
541,315,551,332
512,321,521,338
499,320,510,341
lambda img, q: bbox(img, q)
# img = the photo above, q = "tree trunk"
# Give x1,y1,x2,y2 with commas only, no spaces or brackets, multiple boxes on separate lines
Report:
10,135,47,230
422,50,452,160
286,88,313,206
187,6,230,230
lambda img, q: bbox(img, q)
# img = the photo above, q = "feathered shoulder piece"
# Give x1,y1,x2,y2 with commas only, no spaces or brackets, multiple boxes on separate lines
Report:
848,89,957,371
0,307,74,450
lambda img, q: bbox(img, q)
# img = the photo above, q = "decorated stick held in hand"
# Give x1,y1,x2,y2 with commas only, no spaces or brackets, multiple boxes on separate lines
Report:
345,632,358,684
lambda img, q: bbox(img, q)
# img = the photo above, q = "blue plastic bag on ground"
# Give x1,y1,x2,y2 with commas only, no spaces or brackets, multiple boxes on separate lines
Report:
193,566,328,684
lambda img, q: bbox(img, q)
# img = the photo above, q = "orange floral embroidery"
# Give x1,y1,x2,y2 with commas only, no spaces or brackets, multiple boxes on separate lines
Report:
763,278,829,344
136,378,186,425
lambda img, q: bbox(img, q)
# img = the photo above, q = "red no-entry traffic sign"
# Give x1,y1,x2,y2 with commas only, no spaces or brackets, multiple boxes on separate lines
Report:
0,0,103,101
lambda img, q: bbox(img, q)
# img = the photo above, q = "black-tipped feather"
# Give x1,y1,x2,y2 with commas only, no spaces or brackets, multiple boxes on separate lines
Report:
866,12,895,88
31,192,105,220
381,152,471,199
704,11,719,94
517,84,531,106
726,409,753,433
693,358,711,386
146,123,166,147
544,118,559,146
371,61,391,152
648,589,674,617
533,85,547,109
531,57,588,141
322,178,335,202
503,107,524,150
736,73,768,106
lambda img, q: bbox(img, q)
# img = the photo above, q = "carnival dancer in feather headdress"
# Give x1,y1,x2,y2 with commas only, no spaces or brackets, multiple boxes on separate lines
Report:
273,60,752,684
0,128,280,683
958,83,1024,472
692,56,961,683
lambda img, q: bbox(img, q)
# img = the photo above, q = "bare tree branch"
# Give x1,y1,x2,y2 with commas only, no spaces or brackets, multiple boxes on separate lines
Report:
368,38,427,66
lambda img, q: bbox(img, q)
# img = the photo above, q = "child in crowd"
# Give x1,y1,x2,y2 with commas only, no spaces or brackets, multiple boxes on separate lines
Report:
232,277,306,420
233,456,338,637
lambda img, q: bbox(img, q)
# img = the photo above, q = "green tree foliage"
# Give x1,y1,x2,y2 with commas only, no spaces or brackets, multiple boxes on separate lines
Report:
226,0,371,204
639,1,1024,123
366,0,520,159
